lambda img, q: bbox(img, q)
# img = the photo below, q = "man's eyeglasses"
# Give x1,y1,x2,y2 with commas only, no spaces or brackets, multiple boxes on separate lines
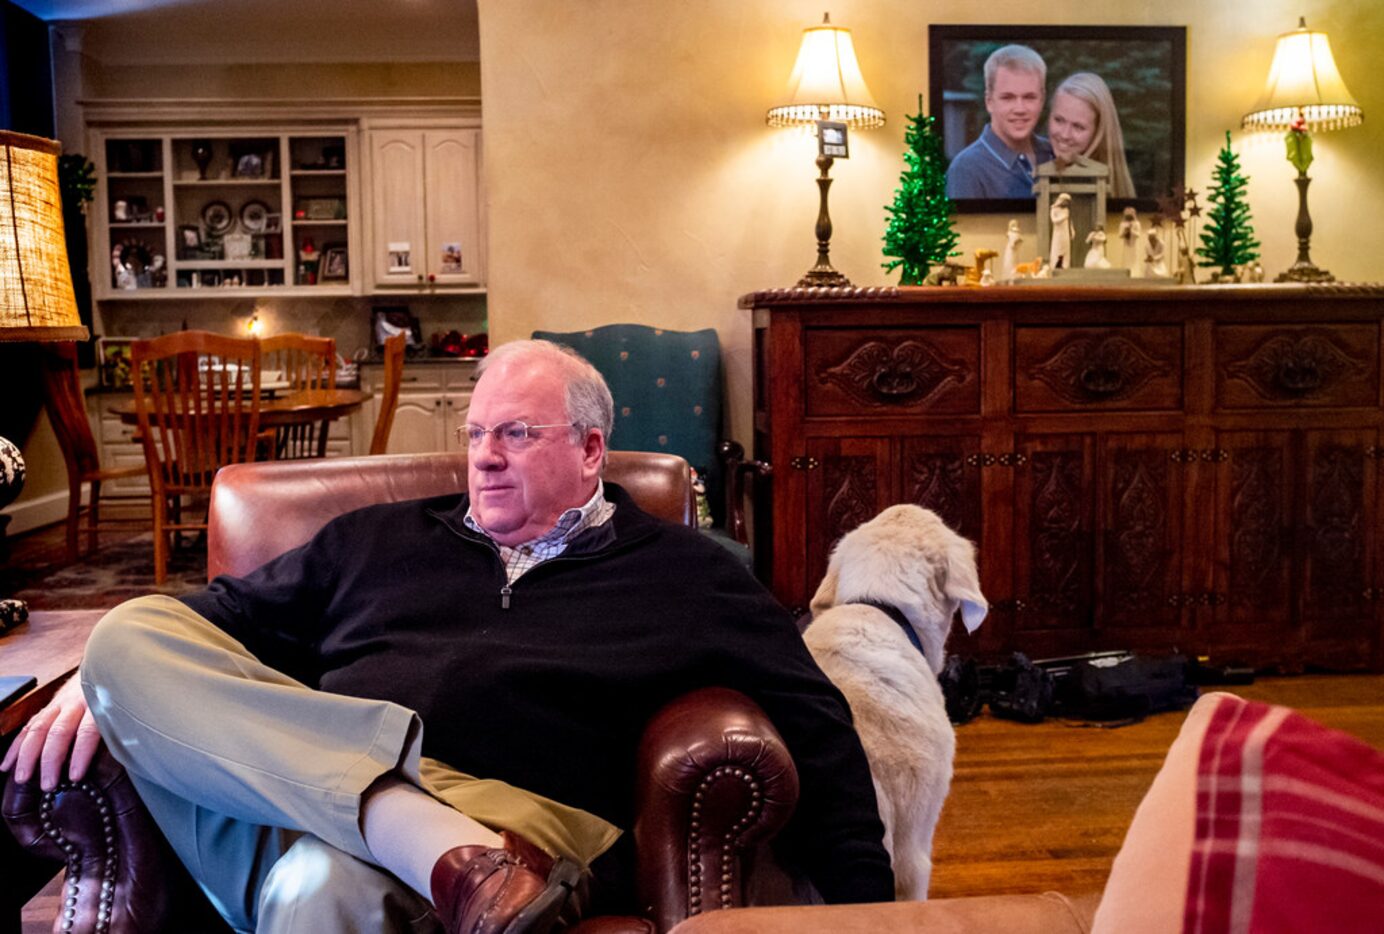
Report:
458,420,581,450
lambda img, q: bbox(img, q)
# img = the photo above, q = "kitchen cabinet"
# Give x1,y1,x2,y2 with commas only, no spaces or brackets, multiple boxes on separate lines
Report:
365,127,484,291
92,130,358,299
360,360,479,454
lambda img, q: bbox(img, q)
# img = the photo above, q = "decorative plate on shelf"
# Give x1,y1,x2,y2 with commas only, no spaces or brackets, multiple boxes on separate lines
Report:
201,200,233,234
239,199,271,233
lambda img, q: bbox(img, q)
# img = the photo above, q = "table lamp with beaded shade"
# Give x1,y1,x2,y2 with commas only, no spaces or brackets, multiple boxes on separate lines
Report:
1241,18,1363,283
0,130,88,574
767,13,885,288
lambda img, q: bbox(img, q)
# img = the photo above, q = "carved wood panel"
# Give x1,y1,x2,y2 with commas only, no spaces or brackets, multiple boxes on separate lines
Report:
804,328,980,416
1218,435,1294,630
1216,324,1378,409
1016,326,1182,412
803,438,890,611
1098,434,1184,631
1013,436,1094,631
1302,435,1370,612
900,436,982,546
1298,429,1381,668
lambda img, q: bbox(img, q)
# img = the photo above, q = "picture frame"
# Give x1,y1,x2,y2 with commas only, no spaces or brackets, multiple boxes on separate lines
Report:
96,337,135,389
294,197,347,221
928,25,1186,213
370,306,423,351
178,224,202,251
817,121,849,158
262,212,282,234
319,243,349,281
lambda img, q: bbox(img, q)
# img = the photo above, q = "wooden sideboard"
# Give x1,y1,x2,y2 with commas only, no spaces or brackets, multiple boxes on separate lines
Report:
742,284,1384,671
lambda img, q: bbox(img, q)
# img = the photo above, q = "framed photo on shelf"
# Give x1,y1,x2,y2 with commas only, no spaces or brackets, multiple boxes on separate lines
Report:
928,24,1186,213
319,244,349,281
370,306,423,352
96,337,135,389
294,198,347,220
178,224,202,251
263,212,282,234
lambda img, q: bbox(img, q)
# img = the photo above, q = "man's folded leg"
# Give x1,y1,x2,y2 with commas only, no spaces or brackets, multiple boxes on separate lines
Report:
78,595,618,933
80,595,421,864
131,774,440,934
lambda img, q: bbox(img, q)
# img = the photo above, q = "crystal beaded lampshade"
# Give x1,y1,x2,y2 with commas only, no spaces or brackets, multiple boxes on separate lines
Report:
0,130,87,342
1242,19,1363,132
766,14,885,129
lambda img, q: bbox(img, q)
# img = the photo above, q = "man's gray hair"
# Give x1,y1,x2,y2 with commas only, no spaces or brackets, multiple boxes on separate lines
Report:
983,44,1046,94
477,339,615,442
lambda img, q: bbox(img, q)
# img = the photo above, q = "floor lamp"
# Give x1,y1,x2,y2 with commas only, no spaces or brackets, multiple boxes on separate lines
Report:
767,13,885,288
0,131,89,623
1241,18,1363,283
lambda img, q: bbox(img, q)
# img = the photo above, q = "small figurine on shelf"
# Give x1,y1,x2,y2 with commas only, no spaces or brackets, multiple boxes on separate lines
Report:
191,140,213,180
966,249,998,287
1049,193,1074,271
112,245,136,290
1144,227,1169,278
1083,227,1111,269
1001,219,1023,281
1117,207,1142,272
298,238,319,285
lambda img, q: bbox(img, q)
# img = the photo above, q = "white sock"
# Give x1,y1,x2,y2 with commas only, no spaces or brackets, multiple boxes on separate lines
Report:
362,774,503,900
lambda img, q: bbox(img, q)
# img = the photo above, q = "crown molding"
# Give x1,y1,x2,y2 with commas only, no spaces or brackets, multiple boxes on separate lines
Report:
80,97,482,127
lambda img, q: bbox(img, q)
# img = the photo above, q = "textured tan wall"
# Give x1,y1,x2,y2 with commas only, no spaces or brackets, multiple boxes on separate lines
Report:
479,0,1383,445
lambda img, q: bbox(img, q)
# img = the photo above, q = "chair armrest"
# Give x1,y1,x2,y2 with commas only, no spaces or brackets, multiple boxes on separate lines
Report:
634,687,800,933
2,747,217,933
717,442,770,547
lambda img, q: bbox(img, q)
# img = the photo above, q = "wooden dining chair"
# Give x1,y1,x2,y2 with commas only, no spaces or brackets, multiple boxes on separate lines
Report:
368,331,407,455
38,342,151,563
131,331,263,583
259,333,336,459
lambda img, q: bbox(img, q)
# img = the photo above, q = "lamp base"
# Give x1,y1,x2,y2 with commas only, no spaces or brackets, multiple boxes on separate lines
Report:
1275,261,1335,284
796,265,854,288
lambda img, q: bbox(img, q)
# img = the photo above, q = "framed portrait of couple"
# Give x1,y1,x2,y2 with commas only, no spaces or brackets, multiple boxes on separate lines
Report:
929,25,1186,213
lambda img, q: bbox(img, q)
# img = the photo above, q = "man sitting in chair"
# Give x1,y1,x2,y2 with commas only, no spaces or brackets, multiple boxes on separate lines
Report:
3,340,892,933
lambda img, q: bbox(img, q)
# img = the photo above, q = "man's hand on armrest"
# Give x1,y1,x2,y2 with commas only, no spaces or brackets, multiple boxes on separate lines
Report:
0,674,102,790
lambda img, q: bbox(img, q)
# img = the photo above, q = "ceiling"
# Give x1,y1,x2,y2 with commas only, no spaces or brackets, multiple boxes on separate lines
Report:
11,0,481,65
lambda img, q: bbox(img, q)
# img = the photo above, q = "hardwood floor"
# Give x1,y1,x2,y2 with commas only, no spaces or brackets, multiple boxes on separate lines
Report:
929,673,1384,901
8,523,1384,928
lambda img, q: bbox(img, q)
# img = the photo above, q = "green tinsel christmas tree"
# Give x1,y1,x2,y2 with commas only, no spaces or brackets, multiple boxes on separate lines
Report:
882,107,958,284
1197,131,1260,277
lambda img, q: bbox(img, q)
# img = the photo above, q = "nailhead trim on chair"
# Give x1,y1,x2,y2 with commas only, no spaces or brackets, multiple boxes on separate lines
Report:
38,779,119,934
686,765,763,915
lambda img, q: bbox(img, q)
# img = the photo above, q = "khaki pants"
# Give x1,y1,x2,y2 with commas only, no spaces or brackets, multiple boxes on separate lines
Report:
81,596,619,933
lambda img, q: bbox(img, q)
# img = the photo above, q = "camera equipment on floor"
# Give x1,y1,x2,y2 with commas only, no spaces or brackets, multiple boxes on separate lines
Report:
940,650,1199,725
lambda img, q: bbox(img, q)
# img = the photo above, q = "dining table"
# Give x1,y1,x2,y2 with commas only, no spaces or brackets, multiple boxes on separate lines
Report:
110,387,370,431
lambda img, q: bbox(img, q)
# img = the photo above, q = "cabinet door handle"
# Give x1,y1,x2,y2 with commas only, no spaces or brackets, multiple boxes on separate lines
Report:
435,400,443,408
428,273,436,283
445,399,453,407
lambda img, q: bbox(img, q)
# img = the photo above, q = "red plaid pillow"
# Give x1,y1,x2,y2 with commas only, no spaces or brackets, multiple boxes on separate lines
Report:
1184,695,1384,933
1095,692,1384,934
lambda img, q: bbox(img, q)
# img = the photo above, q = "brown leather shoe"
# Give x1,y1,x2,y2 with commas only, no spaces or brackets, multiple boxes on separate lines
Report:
431,830,582,934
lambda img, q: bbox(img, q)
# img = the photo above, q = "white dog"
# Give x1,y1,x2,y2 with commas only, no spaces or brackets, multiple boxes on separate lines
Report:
803,504,987,901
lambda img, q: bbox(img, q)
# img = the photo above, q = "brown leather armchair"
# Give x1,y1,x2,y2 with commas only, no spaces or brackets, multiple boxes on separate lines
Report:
3,451,804,934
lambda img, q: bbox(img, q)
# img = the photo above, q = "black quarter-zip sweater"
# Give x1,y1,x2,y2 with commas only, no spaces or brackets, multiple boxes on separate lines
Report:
180,483,893,905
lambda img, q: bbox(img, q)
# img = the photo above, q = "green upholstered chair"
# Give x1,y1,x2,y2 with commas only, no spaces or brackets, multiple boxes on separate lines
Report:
532,324,768,564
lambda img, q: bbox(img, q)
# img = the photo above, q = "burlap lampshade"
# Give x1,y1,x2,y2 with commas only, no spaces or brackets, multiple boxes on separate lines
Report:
0,130,88,342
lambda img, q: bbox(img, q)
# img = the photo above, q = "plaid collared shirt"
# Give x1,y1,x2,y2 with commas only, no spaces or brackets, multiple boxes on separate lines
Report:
463,480,616,585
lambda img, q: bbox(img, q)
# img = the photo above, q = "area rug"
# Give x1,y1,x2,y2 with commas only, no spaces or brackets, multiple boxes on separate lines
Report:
5,535,206,610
